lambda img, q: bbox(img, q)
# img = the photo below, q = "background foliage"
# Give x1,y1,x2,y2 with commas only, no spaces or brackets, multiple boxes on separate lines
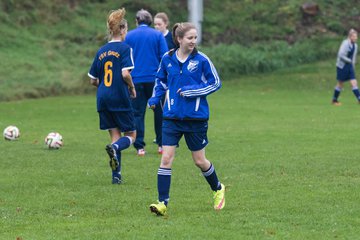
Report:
0,0,359,100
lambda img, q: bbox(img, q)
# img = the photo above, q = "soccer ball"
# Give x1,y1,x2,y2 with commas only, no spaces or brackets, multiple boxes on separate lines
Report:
3,125,20,140
45,132,63,149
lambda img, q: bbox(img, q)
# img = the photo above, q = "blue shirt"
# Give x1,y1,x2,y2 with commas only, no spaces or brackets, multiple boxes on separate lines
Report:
88,40,134,112
125,24,168,84
149,48,221,121
164,31,176,50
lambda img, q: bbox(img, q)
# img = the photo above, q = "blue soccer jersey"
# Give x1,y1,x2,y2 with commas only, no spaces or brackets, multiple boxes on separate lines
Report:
88,40,134,112
149,48,221,121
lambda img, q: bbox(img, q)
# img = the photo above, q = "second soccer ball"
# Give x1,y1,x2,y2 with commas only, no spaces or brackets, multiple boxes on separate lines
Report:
45,132,63,149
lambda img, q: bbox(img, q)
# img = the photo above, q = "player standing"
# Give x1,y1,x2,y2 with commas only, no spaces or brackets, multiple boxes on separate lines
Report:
332,29,359,105
148,22,225,216
125,9,168,156
88,8,136,184
154,12,176,50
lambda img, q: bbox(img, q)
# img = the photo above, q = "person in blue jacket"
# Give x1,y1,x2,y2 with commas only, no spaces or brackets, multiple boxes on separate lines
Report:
332,29,358,105
125,9,168,156
148,22,225,216
88,8,136,184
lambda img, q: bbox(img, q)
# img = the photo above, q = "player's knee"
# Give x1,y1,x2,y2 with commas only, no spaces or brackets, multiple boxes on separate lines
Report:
161,154,173,167
193,158,207,168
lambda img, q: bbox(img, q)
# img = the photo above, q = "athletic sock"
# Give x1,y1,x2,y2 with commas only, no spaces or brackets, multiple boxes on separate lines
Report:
352,87,360,101
157,168,171,206
111,137,132,178
112,136,132,151
333,86,342,101
202,163,221,191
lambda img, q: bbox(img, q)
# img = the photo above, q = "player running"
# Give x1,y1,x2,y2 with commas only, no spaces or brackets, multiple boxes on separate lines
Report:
148,22,225,216
88,8,136,184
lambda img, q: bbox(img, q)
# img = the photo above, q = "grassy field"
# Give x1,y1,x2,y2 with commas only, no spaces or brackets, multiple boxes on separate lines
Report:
1,61,360,239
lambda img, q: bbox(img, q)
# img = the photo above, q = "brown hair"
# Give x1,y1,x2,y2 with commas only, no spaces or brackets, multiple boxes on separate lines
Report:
172,22,196,48
107,8,127,38
154,12,169,26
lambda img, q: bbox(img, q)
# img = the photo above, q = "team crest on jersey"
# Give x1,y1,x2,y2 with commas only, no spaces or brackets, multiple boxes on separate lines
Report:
187,60,199,73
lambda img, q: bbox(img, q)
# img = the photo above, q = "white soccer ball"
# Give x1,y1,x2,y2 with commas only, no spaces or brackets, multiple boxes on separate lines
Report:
3,125,20,140
45,132,63,149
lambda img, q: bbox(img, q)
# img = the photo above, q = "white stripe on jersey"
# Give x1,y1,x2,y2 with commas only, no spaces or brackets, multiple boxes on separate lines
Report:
166,90,171,110
88,73,98,79
130,48,135,66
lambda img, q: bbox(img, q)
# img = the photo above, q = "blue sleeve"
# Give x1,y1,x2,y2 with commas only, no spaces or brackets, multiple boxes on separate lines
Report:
181,57,222,98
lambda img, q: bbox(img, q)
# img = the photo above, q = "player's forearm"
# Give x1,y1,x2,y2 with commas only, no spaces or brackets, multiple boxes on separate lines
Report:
122,71,135,88
90,78,99,87
124,76,135,89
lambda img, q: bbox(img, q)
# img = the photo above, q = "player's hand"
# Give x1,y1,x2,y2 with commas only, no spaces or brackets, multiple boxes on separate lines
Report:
148,98,157,109
90,79,99,87
177,88,184,97
129,86,136,98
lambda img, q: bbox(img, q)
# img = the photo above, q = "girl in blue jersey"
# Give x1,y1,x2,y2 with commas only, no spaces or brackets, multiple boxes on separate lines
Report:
332,29,359,105
88,8,136,184
148,22,225,216
154,12,176,50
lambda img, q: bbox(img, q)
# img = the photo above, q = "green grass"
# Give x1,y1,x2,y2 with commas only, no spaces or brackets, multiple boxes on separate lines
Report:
1,61,360,239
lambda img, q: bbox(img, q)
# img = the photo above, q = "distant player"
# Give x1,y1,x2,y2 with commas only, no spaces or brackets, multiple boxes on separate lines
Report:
154,12,176,50
88,8,136,184
148,22,225,216
332,29,359,105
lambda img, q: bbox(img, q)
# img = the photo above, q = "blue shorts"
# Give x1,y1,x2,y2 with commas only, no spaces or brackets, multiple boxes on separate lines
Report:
99,111,136,132
162,119,208,151
337,65,356,81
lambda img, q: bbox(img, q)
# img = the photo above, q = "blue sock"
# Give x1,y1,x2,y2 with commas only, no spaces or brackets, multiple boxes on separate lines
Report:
352,87,360,101
112,136,131,152
202,164,221,191
157,168,171,205
112,151,121,178
333,86,341,101
111,137,131,178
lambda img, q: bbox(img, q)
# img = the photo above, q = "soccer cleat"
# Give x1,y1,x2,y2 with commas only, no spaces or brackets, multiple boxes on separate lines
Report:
106,144,119,171
332,100,341,106
137,148,146,156
149,201,167,216
213,183,226,210
112,176,122,184
158,146,163,154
